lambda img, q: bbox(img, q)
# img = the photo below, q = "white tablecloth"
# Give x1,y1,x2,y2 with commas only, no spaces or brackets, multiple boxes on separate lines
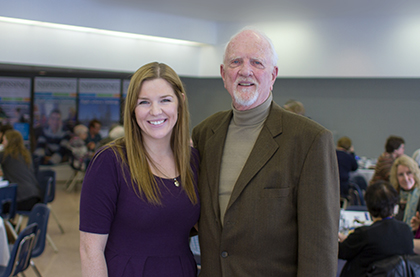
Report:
0,217,10,267
350,169,375,185
339,209,372,234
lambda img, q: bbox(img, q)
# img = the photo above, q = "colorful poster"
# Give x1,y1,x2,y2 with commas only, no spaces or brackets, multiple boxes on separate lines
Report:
34,77,77,132
78,79,121,134
0,77,31,140
122,79,130,98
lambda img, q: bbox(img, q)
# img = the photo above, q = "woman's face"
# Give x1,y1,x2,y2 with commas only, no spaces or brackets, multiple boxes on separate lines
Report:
1,136,7,147
397,164,416,190
134,78,179,144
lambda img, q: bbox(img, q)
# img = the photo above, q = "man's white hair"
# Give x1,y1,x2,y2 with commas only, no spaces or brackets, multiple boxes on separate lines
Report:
222,27,278,67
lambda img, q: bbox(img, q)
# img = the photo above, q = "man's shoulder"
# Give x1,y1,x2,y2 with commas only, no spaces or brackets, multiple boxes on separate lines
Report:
194,110,231,131
269,103,328,135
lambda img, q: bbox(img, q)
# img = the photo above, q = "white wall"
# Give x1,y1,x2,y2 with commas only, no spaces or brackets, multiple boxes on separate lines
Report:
1,0,420,77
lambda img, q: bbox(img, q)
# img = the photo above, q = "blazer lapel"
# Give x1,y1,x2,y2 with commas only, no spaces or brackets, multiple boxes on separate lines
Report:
227,103,283,210
203,111,233,218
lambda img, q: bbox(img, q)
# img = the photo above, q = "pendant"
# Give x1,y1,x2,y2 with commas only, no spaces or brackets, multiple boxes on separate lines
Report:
174,178,180,187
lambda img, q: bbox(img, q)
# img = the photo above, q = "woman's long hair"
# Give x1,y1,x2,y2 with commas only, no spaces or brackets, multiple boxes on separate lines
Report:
2,130,32,165
97,62,197,205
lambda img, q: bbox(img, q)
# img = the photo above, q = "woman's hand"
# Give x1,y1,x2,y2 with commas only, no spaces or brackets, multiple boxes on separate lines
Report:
410,211,420,231
338,232,347,242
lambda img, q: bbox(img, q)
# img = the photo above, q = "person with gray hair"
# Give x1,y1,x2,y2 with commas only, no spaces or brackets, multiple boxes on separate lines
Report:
192,28,339,276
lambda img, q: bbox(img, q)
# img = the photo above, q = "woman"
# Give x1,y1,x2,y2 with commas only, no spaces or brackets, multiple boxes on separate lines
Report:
338,181,414,277
370,135,405,185
389,154,420,227
336,136,358,198
0,130,41,211
79,62,200,277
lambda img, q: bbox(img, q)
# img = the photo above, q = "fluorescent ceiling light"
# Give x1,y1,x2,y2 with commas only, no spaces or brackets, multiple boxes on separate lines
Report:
0,16,205,46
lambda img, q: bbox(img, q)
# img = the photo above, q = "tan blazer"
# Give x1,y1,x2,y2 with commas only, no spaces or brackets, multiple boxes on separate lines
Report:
192,102,340,277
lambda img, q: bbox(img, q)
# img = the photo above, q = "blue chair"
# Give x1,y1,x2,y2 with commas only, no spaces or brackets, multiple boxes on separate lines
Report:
25,204,50,277
0,223,38,277
37,170,64,235
15,170,60,253
348,182,365,206
0,184,18,233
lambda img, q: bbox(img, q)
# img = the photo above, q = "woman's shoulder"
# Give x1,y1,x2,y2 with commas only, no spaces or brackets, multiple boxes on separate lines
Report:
92,145,126,164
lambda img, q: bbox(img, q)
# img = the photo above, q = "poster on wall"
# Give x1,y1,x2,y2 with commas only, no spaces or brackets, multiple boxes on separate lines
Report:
34,77,78,135
78,78,121,136
0,77,31,140
122,79,130,99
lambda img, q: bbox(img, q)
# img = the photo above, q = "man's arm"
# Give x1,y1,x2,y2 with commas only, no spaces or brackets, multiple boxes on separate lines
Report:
297,129,340,277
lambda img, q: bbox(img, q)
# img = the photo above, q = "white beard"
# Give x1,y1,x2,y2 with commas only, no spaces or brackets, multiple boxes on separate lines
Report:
233,88,258,107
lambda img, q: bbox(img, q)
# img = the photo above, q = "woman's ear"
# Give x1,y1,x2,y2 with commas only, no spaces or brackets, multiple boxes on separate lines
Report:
181,93,186,102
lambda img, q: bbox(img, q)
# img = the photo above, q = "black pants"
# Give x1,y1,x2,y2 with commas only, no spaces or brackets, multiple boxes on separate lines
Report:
17,197,42,211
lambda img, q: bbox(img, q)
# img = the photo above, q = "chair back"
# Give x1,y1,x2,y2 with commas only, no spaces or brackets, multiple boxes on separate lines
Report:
37,170,56,203
1,223,38,276
0,184,18,219
32,155,41,178
26,203,50,258
348,182,365,206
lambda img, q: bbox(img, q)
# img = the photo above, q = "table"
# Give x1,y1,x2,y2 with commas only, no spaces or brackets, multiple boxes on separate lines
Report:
350,169,375,185
339,209,372,234
0,217,10,266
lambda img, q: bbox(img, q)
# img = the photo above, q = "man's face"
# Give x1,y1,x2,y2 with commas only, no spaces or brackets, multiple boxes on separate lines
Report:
91,123,101,135
48,112,61,133
394,144,405,157
221,30,278,111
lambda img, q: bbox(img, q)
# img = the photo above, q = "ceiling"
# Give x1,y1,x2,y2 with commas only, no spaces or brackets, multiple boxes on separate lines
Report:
93,0,420,23
2,0,420,76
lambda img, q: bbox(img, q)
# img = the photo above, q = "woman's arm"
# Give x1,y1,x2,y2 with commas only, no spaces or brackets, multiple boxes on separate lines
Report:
414,239,420,255
80,231,109,277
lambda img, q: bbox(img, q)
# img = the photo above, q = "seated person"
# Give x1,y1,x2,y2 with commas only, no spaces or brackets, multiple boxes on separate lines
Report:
68,124,92,170
85,119,102,152
370,135,405,185
283,99,305,116
96,124,124,149
33,109,71,165
412,148,420,168
0,130,41,211
338,180,414,277
389,155,420,228
0,124,13,151
336,136,358,198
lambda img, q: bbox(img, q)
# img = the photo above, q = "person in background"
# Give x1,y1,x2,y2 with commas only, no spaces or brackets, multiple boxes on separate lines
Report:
412,148,420,168
338,180,414,277
68,124,91,170
96,124,124,149
79,62,200,276
33,109,71,165
192,28,339,276
0,124,13,151
336,136,359,198
283,99,305,116
85,119,102,152
0,130,41,211
389,155,420,229
370,135,405,185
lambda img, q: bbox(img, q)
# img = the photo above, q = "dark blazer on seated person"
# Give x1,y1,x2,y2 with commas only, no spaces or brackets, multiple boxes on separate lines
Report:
339,217,414,277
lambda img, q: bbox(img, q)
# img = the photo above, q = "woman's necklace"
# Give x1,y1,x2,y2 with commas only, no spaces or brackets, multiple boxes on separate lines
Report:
173,178,180,187
147,149,180,187
150,161,180,187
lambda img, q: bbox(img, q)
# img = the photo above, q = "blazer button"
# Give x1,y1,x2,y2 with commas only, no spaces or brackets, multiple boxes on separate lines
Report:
221,251,228,258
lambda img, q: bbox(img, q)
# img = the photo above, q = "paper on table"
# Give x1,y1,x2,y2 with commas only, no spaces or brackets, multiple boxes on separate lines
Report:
0,180,9,188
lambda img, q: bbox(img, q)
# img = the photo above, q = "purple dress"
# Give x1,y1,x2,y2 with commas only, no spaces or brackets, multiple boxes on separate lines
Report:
79,147,200,277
